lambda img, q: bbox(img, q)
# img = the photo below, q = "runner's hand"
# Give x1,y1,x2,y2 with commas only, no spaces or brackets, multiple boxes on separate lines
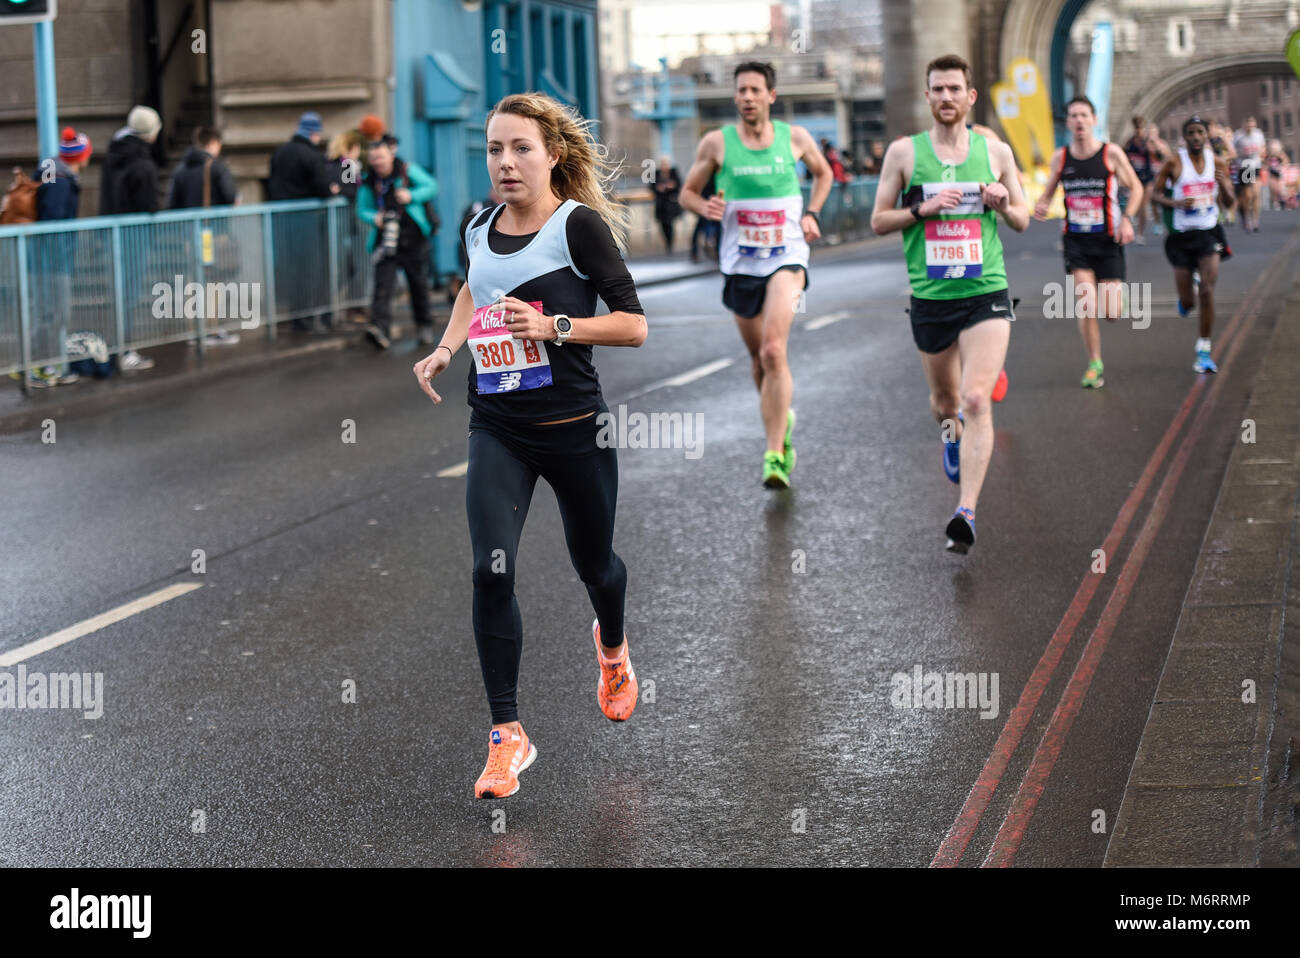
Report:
921,189,963,216
1032,196,1050,220
1118,217,1135,245
801,213,821,244
497,296,551,341
413,347,451,403
705,192,726,221
981,182,1010,213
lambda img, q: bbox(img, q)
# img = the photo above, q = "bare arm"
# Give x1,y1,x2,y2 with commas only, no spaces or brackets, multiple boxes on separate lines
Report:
870,138,920,235
1033,148,1065,219
988,140,1029,232
791,124,833,216
680,132,722,217
414,282,476,403
1150,158,1180,209
1215,158,1236,210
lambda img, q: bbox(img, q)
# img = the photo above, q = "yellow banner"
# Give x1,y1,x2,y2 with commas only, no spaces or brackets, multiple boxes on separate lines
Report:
991,81,1035,174
1008,57,1055,167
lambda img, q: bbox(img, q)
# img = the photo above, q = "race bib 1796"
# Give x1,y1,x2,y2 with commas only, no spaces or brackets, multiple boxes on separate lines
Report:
925,219,984,278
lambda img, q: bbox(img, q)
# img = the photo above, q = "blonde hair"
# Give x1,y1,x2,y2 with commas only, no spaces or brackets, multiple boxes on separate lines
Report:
327,129,363,161
486,93,629,250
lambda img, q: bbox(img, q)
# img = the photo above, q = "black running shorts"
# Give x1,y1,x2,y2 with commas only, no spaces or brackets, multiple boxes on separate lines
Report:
908,288,1014,355
723,264,808,320
1164,224,1231,271
1063,234,1126,281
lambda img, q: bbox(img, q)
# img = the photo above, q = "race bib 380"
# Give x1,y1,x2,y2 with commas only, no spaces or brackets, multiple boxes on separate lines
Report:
468,301,552,394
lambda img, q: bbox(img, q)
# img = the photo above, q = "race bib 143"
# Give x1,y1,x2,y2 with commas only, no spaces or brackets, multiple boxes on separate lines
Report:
736,208,786,258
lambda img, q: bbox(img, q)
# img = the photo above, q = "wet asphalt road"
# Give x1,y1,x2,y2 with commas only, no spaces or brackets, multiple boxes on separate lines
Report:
2,212,1296,867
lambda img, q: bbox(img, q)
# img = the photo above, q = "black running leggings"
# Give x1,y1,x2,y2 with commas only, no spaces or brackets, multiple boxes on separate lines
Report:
465,409,627,724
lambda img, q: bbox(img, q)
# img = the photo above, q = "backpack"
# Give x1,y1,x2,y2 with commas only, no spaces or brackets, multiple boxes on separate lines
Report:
0,167,39,224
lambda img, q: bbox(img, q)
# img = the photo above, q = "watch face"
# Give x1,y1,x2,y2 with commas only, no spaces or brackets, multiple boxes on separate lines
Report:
556,318,572,333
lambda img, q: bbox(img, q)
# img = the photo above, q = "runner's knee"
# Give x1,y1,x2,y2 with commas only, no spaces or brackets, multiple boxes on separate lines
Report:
759,338,787,371
961,388,990,419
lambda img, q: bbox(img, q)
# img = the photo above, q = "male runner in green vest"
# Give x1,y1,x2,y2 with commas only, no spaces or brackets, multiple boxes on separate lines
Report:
681,61,833,489
870,54,1029,553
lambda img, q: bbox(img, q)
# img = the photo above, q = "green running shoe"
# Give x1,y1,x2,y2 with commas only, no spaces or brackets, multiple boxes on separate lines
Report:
762,450,790,489
1081,359,1104,389
783,408,796,474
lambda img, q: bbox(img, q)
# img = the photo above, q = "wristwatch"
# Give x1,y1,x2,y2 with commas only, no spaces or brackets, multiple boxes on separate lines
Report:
910,199,924,221
553,314,572,345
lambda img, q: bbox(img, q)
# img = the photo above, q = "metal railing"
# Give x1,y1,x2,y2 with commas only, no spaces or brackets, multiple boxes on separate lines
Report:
808,177,878,243
0,197,373,378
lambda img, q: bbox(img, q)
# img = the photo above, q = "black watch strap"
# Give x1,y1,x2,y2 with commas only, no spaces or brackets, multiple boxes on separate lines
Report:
910,200,924,221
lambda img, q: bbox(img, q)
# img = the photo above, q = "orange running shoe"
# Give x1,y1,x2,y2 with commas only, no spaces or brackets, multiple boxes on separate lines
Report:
592,618,638,722
474,723,537,798
991,368,1008,403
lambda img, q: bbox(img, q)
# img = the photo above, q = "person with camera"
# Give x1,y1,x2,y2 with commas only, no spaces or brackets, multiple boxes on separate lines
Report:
356,133,439,348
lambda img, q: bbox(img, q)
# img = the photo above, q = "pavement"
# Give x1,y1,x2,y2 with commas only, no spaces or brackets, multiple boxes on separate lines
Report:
1106,249,1300,868
0,216,1296,867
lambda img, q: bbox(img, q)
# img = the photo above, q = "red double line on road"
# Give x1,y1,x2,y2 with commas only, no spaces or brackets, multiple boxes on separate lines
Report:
931,238,1296,868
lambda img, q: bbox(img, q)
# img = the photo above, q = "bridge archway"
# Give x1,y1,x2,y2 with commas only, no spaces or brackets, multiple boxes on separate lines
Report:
1129,54,1294,129
999,0,1300,139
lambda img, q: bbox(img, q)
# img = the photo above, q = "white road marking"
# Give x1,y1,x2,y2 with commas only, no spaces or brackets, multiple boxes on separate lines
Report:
437,461,469,478
805,310,850,330
0,582,204,667
620,356,737,401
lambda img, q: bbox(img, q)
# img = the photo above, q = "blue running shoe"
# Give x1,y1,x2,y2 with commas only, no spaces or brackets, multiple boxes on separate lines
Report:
1193,348,1218,373
942,413,962,484
945,507,976,554
1176,299,1190,318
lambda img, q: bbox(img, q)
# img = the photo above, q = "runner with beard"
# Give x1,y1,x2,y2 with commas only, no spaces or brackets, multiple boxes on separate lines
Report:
870,54,1029,553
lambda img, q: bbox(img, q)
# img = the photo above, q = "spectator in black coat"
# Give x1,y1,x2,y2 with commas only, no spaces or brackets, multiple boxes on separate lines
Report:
168,127,237,209
267,112,337,331
652,155,682,253
267,112,334,200
168,127,240,347
99,105,162,216
100,105,162,372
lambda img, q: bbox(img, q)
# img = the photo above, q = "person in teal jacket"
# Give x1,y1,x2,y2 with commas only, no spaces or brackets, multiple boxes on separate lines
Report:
356,133,439,346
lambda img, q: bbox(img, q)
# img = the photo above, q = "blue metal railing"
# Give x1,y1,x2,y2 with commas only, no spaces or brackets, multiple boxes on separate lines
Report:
805,177,879,242
0,198,373,377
